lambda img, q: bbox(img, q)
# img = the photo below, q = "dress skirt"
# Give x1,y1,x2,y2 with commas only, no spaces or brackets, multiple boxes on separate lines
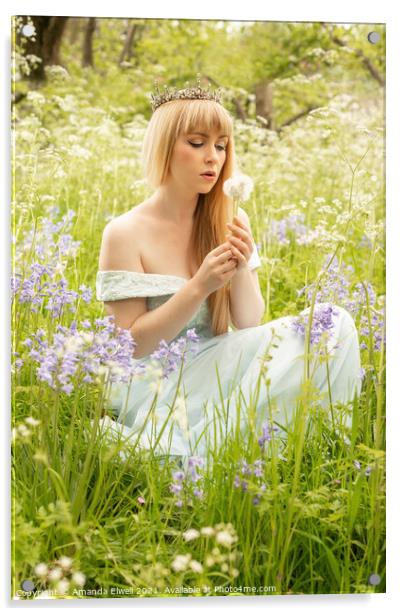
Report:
98,304,362,459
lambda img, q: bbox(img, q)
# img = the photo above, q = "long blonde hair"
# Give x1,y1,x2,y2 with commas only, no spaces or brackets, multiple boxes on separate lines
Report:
141,98,236,336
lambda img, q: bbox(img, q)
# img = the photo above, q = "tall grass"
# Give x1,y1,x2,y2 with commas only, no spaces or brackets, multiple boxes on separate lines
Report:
11,70,385,598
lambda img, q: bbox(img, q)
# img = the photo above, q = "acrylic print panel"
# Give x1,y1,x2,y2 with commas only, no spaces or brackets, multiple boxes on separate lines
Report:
11,15,385,600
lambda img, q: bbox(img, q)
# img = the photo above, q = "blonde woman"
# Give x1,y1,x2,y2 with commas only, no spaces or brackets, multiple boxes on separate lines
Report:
96,82,361,459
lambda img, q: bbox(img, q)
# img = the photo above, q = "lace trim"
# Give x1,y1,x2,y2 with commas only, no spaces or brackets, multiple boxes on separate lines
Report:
96,243,261,301
96,270,187,301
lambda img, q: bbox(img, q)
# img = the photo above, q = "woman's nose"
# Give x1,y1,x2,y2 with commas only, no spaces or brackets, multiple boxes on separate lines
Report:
204,145,219,162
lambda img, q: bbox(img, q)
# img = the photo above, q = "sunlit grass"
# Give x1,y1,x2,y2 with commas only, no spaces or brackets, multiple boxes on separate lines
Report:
11,69,385,598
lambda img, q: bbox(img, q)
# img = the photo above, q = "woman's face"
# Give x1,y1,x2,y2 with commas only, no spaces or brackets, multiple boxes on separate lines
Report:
168,128,229,194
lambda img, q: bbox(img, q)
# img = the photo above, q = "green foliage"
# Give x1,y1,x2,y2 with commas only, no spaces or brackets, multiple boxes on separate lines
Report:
11,18,385,599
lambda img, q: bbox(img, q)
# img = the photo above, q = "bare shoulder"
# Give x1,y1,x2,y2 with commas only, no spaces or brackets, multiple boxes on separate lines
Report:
98,205,149,271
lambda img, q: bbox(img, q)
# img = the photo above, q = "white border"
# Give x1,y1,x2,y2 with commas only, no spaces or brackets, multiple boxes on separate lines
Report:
2,1,400,613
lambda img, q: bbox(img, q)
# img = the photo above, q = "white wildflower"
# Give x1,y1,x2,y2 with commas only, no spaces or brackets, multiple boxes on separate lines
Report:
64,336,84,354
172,396,189,433
97,366,110,378
145,361,164,380
17,424,31,438
215,530,235,547
27,91,46,106
110,364,127,377
45,65,70,80
200,526,215,537
25,417,40,427
54,167,66,179
48,567,63,582
34,562,48,578
189,559,204,573
171,553,192,572
55,579,70,595
71,571,86,587
223,173,254,201
57,556,73,570
81,332,94,345
69,144,92,160
183,528,200,542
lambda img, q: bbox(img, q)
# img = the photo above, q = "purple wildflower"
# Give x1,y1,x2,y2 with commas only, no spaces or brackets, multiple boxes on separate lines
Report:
170,483,183,495
233,457,267,505
170,456,205,508
173,470,185,482
240,459,251,476
258,421,278,449
296,255,385,353
79,285,92,303
18,316,141,392
253,459,264,477
12,209,86,319
150,330,200,379
291,303,339,350
267,213,318,246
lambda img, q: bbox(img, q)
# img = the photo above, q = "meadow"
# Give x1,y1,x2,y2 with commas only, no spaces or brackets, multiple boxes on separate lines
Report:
11,65,385,598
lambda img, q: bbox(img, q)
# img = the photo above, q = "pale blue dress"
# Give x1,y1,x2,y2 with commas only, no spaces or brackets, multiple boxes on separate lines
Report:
95,244,361,459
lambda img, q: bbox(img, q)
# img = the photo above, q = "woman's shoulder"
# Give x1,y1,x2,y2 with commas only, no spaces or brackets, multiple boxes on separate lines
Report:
99,203,150,271
106,201,151,234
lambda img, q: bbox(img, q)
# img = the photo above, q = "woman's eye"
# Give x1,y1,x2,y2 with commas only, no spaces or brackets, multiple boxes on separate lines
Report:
188,141,226,151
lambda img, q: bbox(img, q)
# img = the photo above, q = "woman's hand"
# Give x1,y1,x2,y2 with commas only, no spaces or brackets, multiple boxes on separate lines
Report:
225,215,254,271
192,241,239,296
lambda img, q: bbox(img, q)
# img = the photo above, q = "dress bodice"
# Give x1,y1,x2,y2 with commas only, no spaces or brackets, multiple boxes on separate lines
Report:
96,242,262,342
96,271,214,340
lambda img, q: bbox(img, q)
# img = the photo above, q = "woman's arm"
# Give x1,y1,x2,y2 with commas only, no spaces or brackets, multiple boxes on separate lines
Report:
229,268,265,329
227,208,265,329
130,279,208,359
99,218,210,359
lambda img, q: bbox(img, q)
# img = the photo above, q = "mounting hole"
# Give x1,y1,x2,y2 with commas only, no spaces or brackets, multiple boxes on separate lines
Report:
368,31,380,44
368,573,381,586
21,579,35,592
21,24,35,37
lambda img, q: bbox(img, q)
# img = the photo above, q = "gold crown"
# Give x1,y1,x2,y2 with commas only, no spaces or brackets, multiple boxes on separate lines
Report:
150,75,223,112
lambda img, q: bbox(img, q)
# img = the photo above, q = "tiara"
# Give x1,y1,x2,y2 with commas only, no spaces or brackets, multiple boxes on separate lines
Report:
150,75,223,112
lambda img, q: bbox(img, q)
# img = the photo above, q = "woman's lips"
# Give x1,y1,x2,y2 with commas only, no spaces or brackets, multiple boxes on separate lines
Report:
200,174,216,182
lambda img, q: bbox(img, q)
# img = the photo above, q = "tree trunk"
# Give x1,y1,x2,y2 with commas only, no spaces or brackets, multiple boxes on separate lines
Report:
119,20,138,64
82,17,96,67
16,16,69,81
68,17,84,45
255,81,275,130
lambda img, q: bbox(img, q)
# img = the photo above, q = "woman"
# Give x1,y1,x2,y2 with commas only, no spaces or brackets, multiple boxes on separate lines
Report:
96,81,361,460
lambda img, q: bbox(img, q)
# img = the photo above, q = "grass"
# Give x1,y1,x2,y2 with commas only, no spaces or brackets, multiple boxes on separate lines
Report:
11,70,385,598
